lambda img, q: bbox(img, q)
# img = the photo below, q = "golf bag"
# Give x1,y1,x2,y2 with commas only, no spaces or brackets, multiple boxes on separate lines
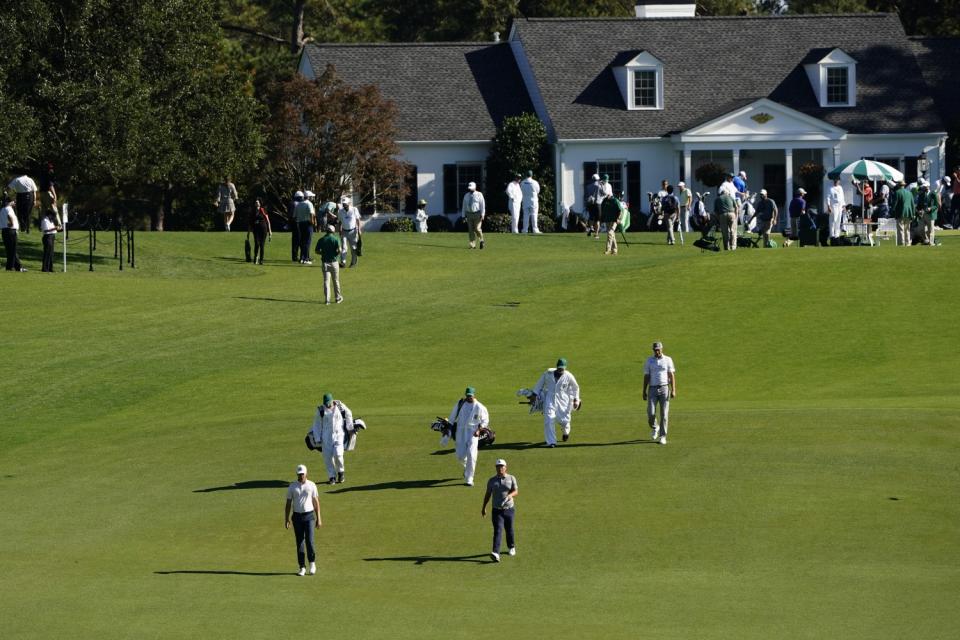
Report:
430,417,496,447
737,234,758,248
516,388,544,414
305,415,366,452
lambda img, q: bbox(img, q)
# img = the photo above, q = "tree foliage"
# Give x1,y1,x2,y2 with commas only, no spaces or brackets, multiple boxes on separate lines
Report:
262,66,408,219
486,113,555,214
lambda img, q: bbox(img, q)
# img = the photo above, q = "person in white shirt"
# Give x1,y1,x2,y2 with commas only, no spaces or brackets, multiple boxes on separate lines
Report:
461,182,486,249
520,170,541,234
505,174,522,234
415,199,429,233
643,341,677,445
215,178,238,231
308,393,354,485
677,181,693,232
284,464,321,576
1,197,25,271
826,178,847,239
532,358,581,448
448,387,489,486
40,209,60,272
337,196,362,267
7,173,37,234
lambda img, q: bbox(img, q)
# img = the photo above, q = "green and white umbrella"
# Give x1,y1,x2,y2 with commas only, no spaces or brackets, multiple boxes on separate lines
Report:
827,159,903,182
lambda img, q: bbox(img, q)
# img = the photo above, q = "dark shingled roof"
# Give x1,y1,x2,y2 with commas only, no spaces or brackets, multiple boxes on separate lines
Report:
909,36,960,133
302,42,534,142
511,13,944,139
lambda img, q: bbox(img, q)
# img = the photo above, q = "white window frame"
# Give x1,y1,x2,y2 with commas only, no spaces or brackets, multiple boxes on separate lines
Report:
823,64,854,107
629,67,663,110
614,51,664,111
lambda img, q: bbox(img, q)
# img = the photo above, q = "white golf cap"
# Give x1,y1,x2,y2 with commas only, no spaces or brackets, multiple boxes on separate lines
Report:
326,224,336,233
495,459,507,466
739,170,747,177
798,187,807,194
918,178,928,187
652,341,663,349
943,176,951,185
296,464,307,475
677,181,685,187
592,173,600,181
467,182,476,190
760,188,768,196
341,196,351,204
304,190,315,198
294,190,304,199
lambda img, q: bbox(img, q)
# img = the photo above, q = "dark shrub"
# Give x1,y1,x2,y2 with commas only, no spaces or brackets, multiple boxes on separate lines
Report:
453,216,468,232
427,215,453,232
537,213,556,233
482,213,512,232
380,216,414,232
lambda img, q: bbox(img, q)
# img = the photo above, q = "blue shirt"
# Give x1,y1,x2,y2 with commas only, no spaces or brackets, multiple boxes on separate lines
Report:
733,176,747,194
789,197,806,217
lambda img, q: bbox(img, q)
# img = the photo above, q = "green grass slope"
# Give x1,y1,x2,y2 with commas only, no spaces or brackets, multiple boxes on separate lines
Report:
2,231,958,639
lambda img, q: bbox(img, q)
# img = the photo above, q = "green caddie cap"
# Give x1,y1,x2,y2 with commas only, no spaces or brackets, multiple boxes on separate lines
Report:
323,392,333,404
464,387,476,397
556,358,567,368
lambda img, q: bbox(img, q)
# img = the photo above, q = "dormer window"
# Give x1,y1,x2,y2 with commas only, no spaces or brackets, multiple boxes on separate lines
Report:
803,48,856,108
614,50,664,110
825,67,849,105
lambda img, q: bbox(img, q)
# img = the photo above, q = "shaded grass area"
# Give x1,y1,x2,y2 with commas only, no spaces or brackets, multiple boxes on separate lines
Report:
1,231,958,639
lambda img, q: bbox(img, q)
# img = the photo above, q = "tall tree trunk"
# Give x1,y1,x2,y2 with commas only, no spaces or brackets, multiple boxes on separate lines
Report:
291,0,306,54
151,182,173,231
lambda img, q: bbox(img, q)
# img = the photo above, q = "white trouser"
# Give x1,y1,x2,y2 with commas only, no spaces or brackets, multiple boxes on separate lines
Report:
647,385,670,435
522,204,539,233
543,413,571,446
321,438,345,478
455,429,479,483
828,210,843,238
509,201,521,233
340,228,359,266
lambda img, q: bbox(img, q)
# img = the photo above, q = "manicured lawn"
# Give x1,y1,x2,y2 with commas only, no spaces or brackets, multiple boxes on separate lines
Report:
2,230,958,639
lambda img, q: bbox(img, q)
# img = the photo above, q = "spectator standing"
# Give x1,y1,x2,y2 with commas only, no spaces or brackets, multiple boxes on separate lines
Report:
643,341,676,445
7,172,37,234
284,464,321,576
215,178,238,231
746,189,779,247
1,196,26,271
890,179,916,246
584,173,602,237
39,163,60,227
854,179,874,220
316,225,342,304
713,188,738,251
337,196,362,268
520,170,541,234
733,171,749,202
916,180,938,245
506,174,522,234
661,185,680,245
40,209,60,272
415,199,429,233
677,181,692,232
826,178,847,241
786,188,807,241
600,194,625,255
289,192,301,262
248,199,271,265
461,182,486,249
481,459,518,563
293,191,317,264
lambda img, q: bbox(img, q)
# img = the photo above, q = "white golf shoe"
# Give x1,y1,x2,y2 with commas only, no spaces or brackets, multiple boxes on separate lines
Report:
309,562,316,575
659,435,667,445
651,426,659,441
297,567,306,576
491,552,500,562
508,547,516,557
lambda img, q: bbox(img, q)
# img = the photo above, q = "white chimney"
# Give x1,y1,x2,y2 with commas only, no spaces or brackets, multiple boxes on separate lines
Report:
635,1,696,18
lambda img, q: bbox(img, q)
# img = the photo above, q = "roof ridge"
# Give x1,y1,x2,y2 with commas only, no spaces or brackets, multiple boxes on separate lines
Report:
518,13,896,22
306,41,505,49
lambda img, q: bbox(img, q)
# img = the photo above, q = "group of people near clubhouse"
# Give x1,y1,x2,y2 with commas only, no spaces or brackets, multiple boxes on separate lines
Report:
286,343,677,573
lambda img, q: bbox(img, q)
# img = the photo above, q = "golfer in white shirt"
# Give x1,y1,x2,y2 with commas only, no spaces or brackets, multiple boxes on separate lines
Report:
643,341,677,445
337,197,361,267
284,464,321,576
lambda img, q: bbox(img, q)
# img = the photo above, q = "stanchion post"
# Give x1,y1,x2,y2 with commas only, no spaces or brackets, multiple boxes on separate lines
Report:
89,226,94,272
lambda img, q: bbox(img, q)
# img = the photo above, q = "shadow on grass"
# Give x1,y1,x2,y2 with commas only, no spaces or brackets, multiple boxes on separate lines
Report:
395,240,466,250
328,478,460,494
154,570,290,576
193,480,288,493
364,553,493,565
235,296,322,305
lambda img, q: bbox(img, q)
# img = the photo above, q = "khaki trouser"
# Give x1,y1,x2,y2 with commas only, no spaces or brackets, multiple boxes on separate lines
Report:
921,213,935,245
323,261,342,302
896,217,912,246
466,213,483,246
757,219,773,247
719,212,737,250
605,222,618,254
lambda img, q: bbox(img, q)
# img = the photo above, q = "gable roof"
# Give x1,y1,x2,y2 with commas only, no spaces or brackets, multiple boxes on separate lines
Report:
511,13,943,140
302,42,534,142
909,36,960,135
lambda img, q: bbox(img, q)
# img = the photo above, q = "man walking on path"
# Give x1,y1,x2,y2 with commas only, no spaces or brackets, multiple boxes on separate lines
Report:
643,341,676,445
284,464,321,576
462,182,486,249
448,387,489,486
532,358,581,447
746,189,778,247
309,393,354,484
481,459,518,563
316,225,342,304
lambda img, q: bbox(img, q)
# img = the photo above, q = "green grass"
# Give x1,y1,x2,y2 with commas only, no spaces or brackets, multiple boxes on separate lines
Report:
2,230,958,639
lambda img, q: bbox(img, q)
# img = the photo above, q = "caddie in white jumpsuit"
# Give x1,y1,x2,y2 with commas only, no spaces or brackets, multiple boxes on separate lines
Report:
505,174,522,234
309,392,354,484
448,386,489,486
643,342,676,445
533,358,581,447
520,170,541,234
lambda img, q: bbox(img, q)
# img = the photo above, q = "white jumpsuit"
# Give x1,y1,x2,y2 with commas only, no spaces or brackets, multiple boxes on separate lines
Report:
827,185,847,238
309,401,353,480
505,181,522,233
520,178,541,233
448,398,489,485
533,368,581,446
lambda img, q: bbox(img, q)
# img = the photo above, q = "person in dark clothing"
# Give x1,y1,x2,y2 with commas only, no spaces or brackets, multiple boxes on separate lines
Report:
40,209,60,272
289,193,301,262
249,199,272,264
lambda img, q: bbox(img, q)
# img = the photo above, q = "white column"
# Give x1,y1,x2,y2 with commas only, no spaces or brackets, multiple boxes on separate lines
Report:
732,148,740,176
784,148,793,231
822,148,832,213
683,148,692,185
